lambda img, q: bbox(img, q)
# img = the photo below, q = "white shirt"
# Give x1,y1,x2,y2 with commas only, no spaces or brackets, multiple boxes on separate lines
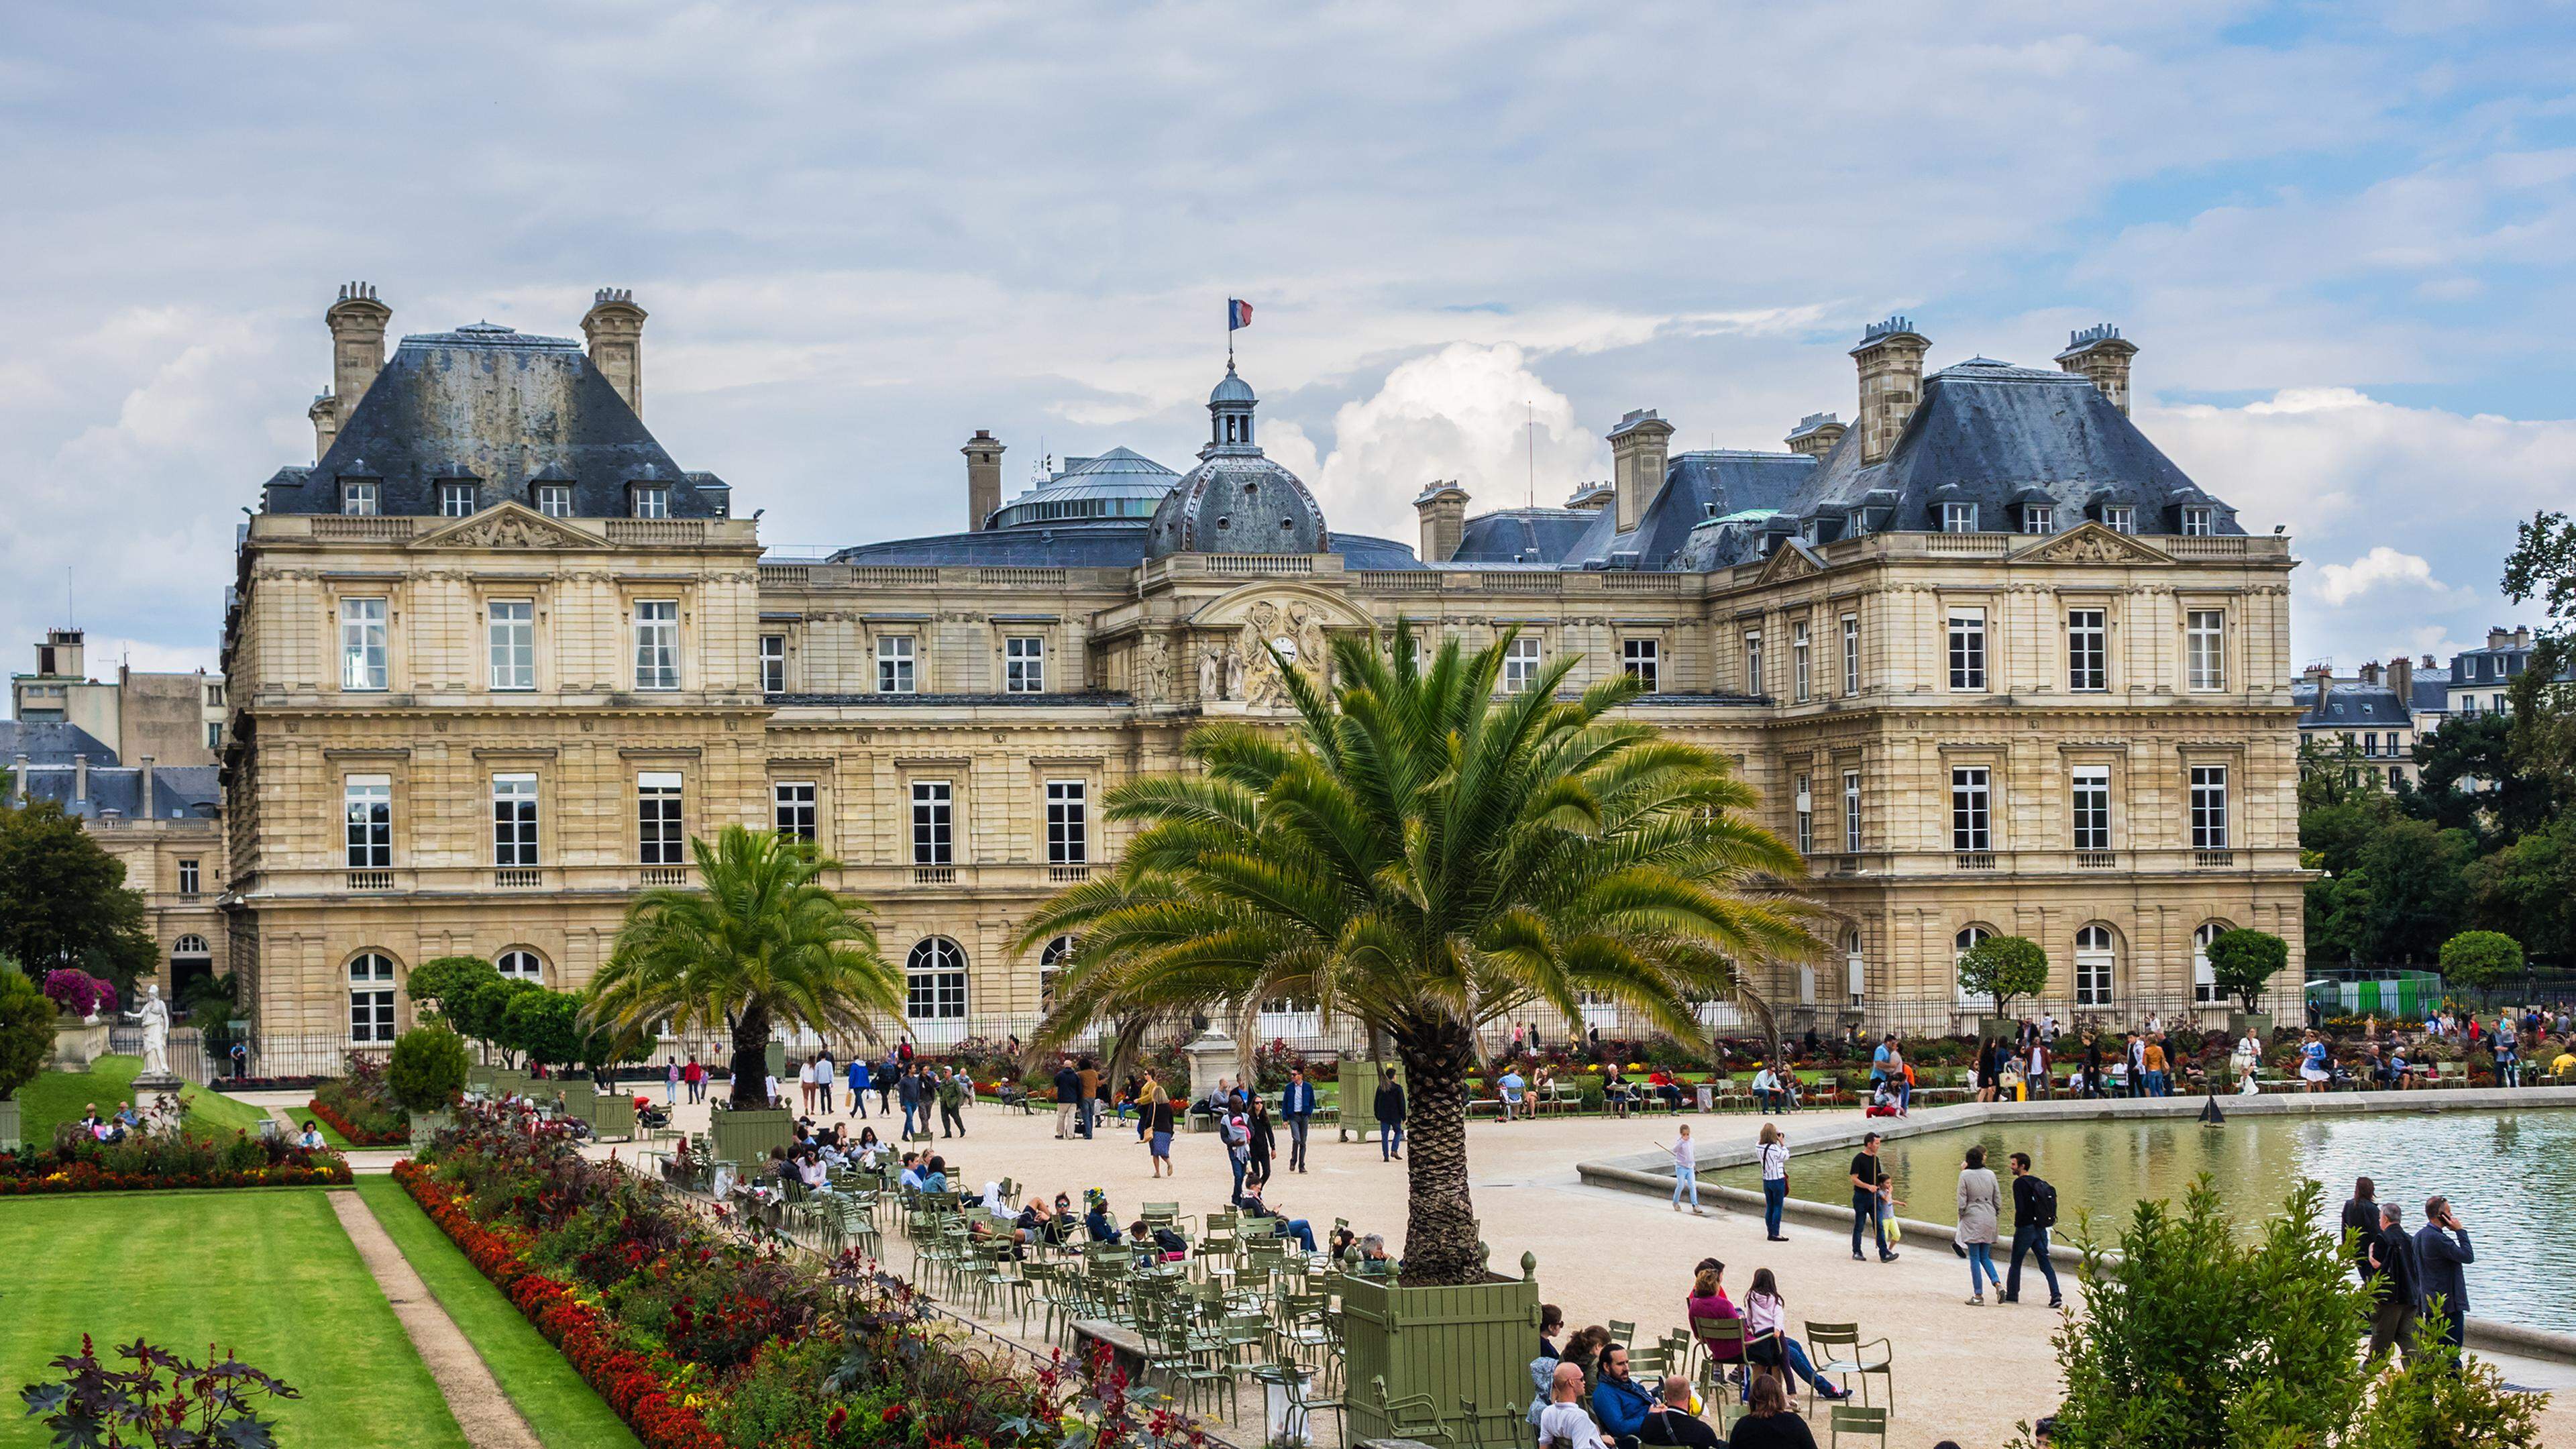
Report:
1536,1401,1607,1449
800,1062,816,1085
818,1056,836,1081
1759,1140,1789,1181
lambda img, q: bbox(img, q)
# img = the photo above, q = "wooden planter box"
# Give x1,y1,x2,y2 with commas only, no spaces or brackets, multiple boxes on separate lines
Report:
465,1065,496,1096
711,1106,794,1166
492,1070,534,1100
409,1108,455,1150
2229,1012,2274,1038
0,1097,19,1152
1337,1258,1539,1449
590,1093,637,1141
554,1079,600,1121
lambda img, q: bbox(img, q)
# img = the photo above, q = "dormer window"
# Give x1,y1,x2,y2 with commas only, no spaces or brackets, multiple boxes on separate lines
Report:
439,482,476,518
340,480,379,516
1941,502,1978,534
2102,505,2135,534
2182,505,2213,536
1847,511,1868,537
2021,504,2054,535
630,484,670,519
536,484,574,519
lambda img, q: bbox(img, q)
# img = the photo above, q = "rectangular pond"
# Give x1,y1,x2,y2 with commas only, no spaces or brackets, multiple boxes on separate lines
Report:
1708,1108,2576,1335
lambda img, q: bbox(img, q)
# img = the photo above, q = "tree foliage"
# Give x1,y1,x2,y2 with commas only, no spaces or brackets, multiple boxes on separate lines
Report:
2203,929,2288,1013
1954,934,2047,1018
586,825,902,1107
406,956,500,1022
0,800,160,998
1021,621,1819,1285
2436,929,2522,988
0,965,52,1102
385,1026,469,1115
2502,508,2576,791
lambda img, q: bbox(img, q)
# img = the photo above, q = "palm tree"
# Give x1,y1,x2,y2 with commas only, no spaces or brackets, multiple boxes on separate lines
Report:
585,824,904,1108
1022,622,1819,1284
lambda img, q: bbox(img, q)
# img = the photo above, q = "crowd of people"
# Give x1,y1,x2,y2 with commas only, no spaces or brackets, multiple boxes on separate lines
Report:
2340,1175,2478,1362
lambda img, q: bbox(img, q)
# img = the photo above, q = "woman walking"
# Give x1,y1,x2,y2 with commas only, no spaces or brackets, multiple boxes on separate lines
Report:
1246,1096,1277,1191
1659,1123,1704,1214
1757,1122,1790,1241
1957,1144,2003,1304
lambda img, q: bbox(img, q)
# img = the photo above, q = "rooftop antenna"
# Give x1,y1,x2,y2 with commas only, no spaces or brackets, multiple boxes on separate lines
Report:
1525,400,1536,510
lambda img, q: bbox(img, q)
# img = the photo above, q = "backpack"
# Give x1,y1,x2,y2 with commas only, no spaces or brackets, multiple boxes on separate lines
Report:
2031,1177,2059,1229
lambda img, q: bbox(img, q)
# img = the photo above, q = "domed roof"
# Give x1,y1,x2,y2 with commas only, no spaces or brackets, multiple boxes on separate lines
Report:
1210,361,1257,406
1146,453,1328,558
987,446,1179,530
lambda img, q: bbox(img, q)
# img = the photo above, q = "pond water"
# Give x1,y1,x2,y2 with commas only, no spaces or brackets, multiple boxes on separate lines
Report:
1707,1108,2576,1335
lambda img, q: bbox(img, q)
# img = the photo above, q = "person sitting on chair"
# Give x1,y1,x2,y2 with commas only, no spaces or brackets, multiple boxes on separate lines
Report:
1640,1375,1719,1449
1591,1343,1658,1449
1232,1187,1318,1252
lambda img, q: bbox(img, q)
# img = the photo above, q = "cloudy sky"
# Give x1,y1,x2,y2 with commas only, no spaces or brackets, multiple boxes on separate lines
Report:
5,1,2573,682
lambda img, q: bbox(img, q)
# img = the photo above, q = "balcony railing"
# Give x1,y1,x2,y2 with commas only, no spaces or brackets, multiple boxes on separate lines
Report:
2192,850,2237,869
914,865,957,885
493,868,543,889
638,865,691,887
346,870,394,891
1954,852,1998,871
2075,851,2119,869
1048,863,1091,883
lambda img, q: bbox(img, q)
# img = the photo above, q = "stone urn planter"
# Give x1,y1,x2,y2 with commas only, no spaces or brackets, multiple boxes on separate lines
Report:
408,1108,455,1151
50,1016,111,1073
1336,1252,1540,1449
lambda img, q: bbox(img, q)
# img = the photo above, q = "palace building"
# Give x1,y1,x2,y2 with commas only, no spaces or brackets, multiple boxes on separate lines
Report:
216,288,2304,1059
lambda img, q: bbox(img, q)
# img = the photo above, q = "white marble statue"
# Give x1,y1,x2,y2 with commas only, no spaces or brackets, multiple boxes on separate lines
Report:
1200,649,1220,700
1224,646,1245,700
128,984,172,1079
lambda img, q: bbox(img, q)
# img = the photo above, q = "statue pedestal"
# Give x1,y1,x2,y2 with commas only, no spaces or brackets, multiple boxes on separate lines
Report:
130,1070,186,1097
50,1018,111,1073
1183,1027,1240,1106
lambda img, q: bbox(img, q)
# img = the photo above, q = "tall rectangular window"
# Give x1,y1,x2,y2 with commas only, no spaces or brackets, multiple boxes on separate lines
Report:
877,635,916,694
535,484,574,518
773,780,816,841
488,600,535,691
1621,639,1660,692
2363,731,2378,757
1942,502,1978,533
340,480,378,516
1502,636,1542,694
1046,780,1088,865
631,485,670,519
911,782,953,865
1840,614,1859,696
2182,505,2213,536
2071,765,2110,851
1006,636,1045,693
2191,765,2229,849
439,482,476,518
633,601,679,690
2102,505,2135,535
2186,610,2225,691
637,772,684,865
492,773,539,866
340,598,388,691
1794,774,1813,855
759,634,786,693
2067,608,2106,692
1792,623,1811,703
1842,770,1862,853
1947,608,1986,692
344,775,391,868
1949,767,1991,852
1745,631,1764,696
178,859,199,895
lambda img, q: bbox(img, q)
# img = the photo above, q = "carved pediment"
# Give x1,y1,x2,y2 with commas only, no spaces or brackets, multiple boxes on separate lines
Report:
1756,539,1825,584
415,502,595,551
2017,523,2174,567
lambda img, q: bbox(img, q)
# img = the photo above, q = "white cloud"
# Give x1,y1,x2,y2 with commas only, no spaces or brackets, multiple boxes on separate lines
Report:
2312,547,2463,608
1308,343,1603,543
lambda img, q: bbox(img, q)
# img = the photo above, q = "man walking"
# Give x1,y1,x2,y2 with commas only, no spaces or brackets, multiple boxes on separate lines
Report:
847,1053,871,1118
1281,1065,1316,1173
816,1046,837,1116
2412,1195,2475,1355
2365,1202,2421,1363
1076,1056,1102,1140
936,1065,967,1138
2339,1177,2379,1284
1849,1131,1899,1262
1053,1057,1081,1139
1373,1067,1405,1162
898,1062,924,1136
1998,1151,2061,1307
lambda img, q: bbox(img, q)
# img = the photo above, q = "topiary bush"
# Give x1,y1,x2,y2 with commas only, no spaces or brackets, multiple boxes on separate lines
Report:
0,966,51,1102
386,1026,469,1116
1955,934,2049,1018
2437,930,2522,989
2205,929,2290,1014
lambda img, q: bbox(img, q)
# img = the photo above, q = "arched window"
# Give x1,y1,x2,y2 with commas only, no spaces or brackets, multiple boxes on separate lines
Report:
906,938,968,1020
496,949,545,984
349,952,398,1044
2074,926,2116,1008
1038,935,1075,1014
2192,921,2233,1004
173,934,209,956
1953,925,1993,1006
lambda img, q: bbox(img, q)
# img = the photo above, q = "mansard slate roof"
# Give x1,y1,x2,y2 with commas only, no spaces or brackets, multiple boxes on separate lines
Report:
1556,450,1819,570
2290,680,2412,727
0,720,120,766
264,323,728,518
1451,508,1599,565
17,763,220,820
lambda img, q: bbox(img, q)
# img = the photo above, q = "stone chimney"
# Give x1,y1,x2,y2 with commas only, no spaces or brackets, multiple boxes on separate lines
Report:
2303,661,2334,688
962,430,1006,531
10,754,25,802
1564,482,1613,513
582,288,647,417
2055,323,2139,415
2389,655,2412,704
2487,627,2514,650
315,282,392,458
72,753,87,804
1605,409,1675,534
2516,626,2532,649
2359,660,2381,686
1784,412,1846,458
1414,482,1469,563
38,627,84,679
1849,317,1931,466
138,755,156,821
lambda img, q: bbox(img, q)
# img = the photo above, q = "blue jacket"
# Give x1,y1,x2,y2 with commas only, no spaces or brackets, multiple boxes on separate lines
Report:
1592,1375,1656,1439
849,1060,871,1093
2412,1224,2474,1315
899,1073,923,1106
1282,1080,1318,1118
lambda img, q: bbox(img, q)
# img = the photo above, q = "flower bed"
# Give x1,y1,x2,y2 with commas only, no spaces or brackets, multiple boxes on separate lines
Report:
398,1104,1187,1449
0,1128,349,1195
307,1094,409,1146
310,1050,411,1145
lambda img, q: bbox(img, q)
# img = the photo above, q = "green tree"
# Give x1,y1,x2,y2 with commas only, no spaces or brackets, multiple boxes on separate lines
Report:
0,800,160,998
2204,929,2289,1013
504,989,584,1069
385,1025,468,1115
585,825,902,1108
1021,623,1819,1285
1955,934,2047,1019
0,965,52,1101
2304,869,2375,968
2031,1177,2371,1449
2350,1314,2548,1448
2465,816,2576,961
2300,792,2399,877
2500,509,2576,790
2437,929,2522,988
2408,712,2555,842
406,956,500,1024
2359,819,2476,963
452,976,542,1061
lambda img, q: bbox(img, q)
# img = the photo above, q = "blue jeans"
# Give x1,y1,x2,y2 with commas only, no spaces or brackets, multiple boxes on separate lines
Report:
1851,1193,1889,1257
1966,1240,2000,1295
2146,1070,2168,1097
902,1101,920,1134
1381,1122,1402,1158
1275,1218,1317,1252
1750,1336,1834,1394
1672,1165,1699,1208
1229,1152,1248,1197
2006,1225,2061,1302
1762,1178,1787,1237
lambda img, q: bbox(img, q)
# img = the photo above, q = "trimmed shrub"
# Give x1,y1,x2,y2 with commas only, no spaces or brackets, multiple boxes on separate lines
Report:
386,1026,469,1116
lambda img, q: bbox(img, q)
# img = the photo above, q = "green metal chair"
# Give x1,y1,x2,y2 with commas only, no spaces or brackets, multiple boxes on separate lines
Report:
1356,1376,1454,1446
1805,1322,1893,1414
1828,1404,1888,1447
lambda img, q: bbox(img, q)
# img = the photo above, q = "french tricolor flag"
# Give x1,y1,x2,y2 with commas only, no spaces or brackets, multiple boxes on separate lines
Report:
1228,298,1254,331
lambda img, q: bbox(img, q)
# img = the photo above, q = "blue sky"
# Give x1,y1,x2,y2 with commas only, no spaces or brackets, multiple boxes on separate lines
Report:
3,1,2573,681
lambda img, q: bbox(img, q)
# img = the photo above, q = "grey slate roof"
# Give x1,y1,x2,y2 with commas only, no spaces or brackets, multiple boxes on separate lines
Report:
0,721,119,766
17,763,220,820
265,323,726,519
768,692,1135,708
826,524,1424,570
1480,449,1815,571
1452,508,1603,565
2290,680,2412,728
2410,677,2451,713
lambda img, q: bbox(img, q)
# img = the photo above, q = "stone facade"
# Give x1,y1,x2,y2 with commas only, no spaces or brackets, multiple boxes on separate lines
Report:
217,287,2307,1053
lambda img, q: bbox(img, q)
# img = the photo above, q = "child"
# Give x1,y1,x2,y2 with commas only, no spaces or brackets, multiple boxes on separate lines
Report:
1657,1124,1703,1215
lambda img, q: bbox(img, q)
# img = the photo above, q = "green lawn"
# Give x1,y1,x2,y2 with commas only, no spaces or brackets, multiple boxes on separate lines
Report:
354,1178,643,1449
0,1189,468,1448
15,1055,274,1144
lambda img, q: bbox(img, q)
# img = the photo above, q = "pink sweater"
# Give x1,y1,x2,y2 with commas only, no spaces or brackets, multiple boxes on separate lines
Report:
1685,1290,1742,1361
